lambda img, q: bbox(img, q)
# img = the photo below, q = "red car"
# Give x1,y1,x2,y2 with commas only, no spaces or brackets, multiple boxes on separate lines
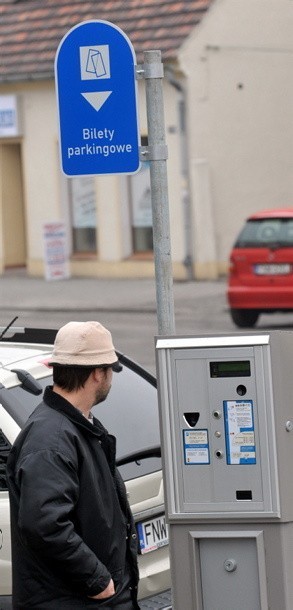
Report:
227,208,293,327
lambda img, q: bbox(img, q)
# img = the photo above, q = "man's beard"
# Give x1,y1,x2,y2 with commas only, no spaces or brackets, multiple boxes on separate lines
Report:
94,384,111,406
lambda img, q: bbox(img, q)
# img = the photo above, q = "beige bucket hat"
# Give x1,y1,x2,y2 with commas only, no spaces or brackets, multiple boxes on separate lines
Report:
48,321,121,371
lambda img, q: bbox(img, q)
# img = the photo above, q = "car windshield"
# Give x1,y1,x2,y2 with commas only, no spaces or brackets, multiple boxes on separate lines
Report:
0,366,161,482
235,218,293,248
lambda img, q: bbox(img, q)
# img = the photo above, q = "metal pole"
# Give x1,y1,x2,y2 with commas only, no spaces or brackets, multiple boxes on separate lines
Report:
142,50,176,335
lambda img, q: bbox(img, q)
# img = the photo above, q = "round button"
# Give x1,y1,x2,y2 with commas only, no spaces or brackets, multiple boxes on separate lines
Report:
215,449,224,459
213,410,222,419
224,558,237,572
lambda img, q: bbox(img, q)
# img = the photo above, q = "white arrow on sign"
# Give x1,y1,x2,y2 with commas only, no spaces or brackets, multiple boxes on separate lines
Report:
81,91,112,112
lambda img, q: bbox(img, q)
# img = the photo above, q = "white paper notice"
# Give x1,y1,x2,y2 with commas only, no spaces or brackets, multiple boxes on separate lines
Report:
224,400,256,465
183,429,210,465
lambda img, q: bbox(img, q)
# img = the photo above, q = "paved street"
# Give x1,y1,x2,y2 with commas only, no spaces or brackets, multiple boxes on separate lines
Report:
2,270,293,374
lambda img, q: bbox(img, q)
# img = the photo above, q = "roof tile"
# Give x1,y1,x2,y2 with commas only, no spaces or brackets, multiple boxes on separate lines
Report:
0,0,213,83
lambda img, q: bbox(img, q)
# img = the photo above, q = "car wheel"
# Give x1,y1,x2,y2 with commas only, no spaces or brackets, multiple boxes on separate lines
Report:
230,309,259,328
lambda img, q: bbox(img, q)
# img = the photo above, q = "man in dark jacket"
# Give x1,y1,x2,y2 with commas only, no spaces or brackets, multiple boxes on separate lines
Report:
6,321,140,609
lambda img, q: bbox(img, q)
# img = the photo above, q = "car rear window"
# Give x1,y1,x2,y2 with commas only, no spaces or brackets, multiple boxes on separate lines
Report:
235,218,293,248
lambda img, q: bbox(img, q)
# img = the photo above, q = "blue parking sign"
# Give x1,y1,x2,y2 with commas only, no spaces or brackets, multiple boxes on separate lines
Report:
55,21,141,176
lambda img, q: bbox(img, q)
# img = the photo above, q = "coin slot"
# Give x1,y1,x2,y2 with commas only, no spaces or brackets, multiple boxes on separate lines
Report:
184,412,200,427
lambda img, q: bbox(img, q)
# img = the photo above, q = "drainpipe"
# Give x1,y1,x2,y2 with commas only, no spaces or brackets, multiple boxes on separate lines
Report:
164,66,194,281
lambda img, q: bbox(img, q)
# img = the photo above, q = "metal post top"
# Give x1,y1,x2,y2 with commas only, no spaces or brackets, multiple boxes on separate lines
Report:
144,49,162,60
156,334,270,349
136,53,164,80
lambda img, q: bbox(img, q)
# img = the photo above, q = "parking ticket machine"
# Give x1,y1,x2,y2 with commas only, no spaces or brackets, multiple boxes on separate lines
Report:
155,332,293,610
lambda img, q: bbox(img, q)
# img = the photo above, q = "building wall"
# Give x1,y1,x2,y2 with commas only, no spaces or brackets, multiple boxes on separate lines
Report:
179,0,293,278
0,71,186,279
0,82,60,275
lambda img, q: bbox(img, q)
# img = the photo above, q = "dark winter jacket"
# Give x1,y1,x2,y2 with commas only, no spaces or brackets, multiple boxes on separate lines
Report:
6,386,139,609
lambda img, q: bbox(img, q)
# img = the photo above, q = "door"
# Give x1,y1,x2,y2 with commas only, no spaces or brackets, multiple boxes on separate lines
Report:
1,143,26,268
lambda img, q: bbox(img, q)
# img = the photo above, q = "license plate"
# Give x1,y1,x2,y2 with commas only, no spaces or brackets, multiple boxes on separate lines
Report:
254,263,291,275
136,514,169,554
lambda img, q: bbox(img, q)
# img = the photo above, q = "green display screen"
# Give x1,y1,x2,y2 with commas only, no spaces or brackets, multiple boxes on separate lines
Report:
210,361,251,378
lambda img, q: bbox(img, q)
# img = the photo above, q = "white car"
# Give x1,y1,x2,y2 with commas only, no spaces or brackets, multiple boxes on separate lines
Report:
0,326,171,610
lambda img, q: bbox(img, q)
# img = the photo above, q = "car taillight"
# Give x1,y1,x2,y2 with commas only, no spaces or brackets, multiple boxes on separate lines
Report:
229,259,237,276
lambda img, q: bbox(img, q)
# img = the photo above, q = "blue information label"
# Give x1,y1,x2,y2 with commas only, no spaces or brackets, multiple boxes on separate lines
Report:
224,400,256,465
183,429,210,465
55,20,140,176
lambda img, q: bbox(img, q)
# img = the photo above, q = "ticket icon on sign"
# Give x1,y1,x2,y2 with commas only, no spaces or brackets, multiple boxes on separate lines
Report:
80,45,110,80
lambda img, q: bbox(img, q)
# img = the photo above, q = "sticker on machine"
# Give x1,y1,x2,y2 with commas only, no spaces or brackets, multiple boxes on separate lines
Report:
183,429,210,465
224,400,256,465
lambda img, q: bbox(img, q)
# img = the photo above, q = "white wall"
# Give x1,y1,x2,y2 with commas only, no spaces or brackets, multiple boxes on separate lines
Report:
179,0,293,277
21,83,60,266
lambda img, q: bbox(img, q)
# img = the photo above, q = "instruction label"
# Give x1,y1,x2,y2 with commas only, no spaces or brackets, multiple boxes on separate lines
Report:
183,429,210,465
224,400,256,465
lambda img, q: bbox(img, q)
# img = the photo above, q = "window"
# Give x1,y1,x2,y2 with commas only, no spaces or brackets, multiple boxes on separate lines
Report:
69,176,97,253
235,218,293,248
0,366,161,482
129,136,153,253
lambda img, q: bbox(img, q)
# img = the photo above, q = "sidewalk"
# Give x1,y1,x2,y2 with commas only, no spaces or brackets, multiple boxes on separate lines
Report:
0,269,226,313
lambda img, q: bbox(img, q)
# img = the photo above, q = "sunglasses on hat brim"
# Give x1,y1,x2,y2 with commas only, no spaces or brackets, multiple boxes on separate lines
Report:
49,361,123,372
97,361,123,373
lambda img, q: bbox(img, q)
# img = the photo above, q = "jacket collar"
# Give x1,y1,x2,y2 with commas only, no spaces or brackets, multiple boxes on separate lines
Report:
43,385,108,439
